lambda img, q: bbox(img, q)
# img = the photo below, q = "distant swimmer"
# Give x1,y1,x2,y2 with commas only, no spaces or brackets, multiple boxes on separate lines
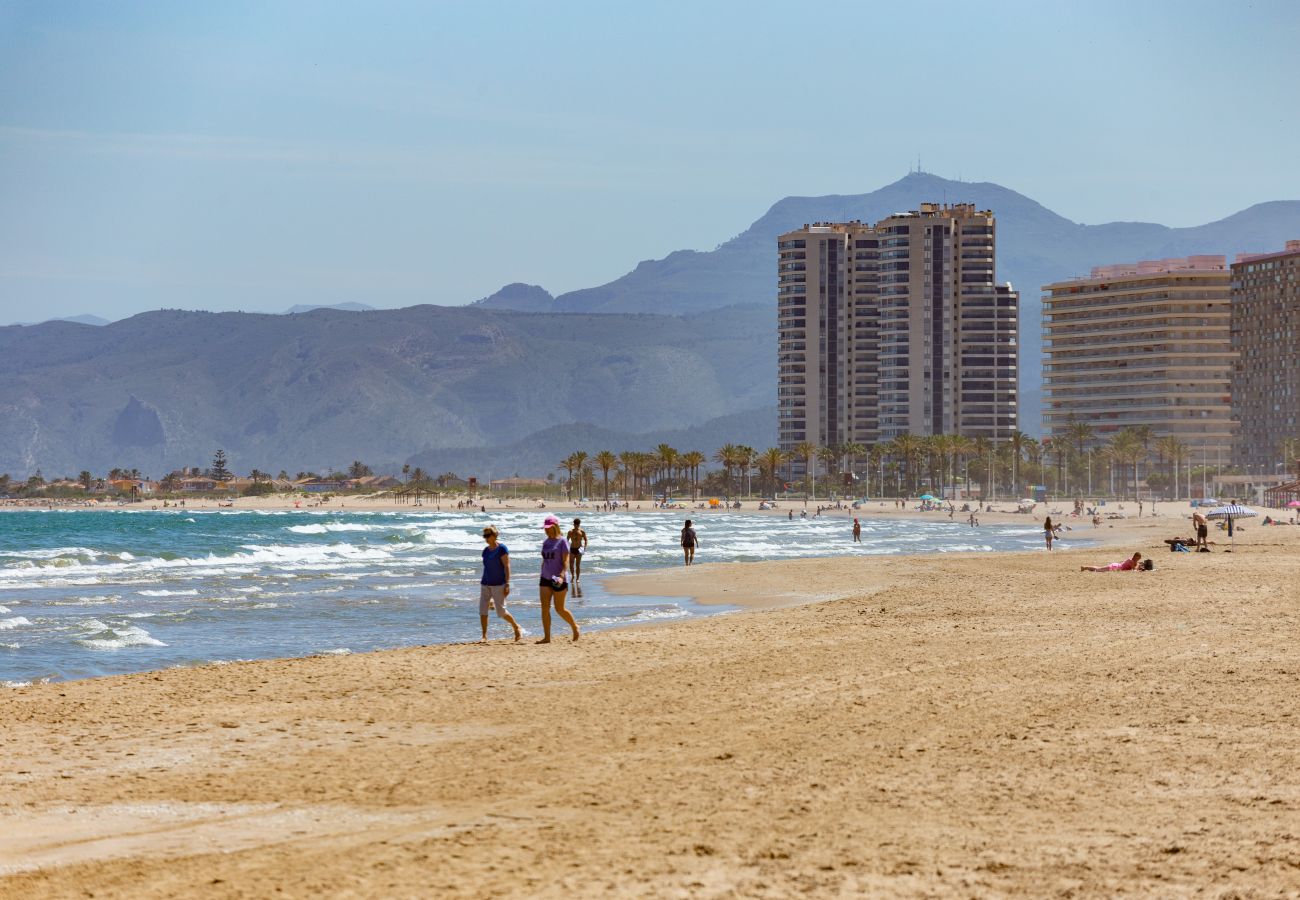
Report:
567,518,588,582
681,519,699,565
537,516,579,643
478,525,521,643
852,518,861,542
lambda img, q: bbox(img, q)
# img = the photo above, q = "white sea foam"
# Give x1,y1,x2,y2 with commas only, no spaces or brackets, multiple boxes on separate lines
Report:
0,617,32,630
318,648,352,655
286,522,417,534
0,605,9,613
138,589,200,597
2,547,102,561
76,621,167,650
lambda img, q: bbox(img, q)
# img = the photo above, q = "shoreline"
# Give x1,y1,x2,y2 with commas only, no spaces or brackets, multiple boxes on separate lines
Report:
2,523,1297,895
3,512,1098,688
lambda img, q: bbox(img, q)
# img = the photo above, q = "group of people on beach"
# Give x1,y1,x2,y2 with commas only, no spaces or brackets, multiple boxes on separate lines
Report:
477,515,582,644
476,515,703,642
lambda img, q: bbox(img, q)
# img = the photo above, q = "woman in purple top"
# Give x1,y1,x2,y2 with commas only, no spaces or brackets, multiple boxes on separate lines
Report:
538,515,580,643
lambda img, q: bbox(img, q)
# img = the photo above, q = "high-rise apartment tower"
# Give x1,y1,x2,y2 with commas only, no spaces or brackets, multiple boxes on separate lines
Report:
777,204,1018,457
1041,257,1235,461
1231,240,1300,474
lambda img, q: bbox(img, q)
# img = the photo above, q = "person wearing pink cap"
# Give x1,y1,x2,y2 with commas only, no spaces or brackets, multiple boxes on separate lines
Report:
537,515,580,643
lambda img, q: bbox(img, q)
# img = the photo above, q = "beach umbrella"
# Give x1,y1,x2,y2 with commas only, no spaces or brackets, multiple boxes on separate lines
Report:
1206,504,1256,550
1288,500,1300,509
919,493,936,501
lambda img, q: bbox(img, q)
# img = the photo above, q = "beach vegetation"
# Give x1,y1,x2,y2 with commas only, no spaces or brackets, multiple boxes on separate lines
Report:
209,450,232,482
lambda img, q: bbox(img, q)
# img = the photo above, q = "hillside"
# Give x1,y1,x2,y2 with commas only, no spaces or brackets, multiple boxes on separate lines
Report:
0,305,771,478
477,172,1300,427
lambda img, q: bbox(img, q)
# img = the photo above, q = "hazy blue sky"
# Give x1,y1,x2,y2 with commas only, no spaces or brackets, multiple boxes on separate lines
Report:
2,0,1297,322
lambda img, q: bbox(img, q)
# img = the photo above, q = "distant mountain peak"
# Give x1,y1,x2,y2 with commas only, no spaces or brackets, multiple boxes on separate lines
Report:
472,282,555,312
283,302,375,315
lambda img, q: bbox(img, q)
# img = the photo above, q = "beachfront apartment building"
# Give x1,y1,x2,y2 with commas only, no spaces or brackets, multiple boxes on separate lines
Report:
1041,256,1235,463
777,204,1018,459
1230,240,1300,474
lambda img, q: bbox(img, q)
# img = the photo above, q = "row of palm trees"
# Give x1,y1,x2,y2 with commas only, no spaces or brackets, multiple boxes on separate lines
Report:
556,419,1222,502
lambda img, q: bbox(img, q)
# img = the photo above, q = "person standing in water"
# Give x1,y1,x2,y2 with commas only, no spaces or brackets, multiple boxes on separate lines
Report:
567,517,588,582
1044,516,1055,551
538,515,579,643
478,525,521,643
681,519,699,565
852,518,861,542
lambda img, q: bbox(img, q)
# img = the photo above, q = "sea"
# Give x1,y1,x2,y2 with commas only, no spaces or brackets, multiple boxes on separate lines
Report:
0,507,1055,685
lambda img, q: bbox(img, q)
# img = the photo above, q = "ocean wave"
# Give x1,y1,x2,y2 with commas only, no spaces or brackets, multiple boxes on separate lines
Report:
75,619,167,650
0,616,32,630
0,541,397,589
0,605,8,614
138,589,200,597
1,546,103,561
287,522,421,534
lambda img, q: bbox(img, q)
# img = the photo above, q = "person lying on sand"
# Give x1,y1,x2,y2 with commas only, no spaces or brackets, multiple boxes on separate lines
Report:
1081,552,1143,573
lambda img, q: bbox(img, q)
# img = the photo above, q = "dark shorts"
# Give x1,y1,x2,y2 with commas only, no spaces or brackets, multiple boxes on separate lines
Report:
539,577,568,591
1197,525,1208,538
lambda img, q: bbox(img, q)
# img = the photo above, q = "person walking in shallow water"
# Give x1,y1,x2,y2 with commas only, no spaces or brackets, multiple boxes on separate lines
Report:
567,518,588,583
1044,516,1055,551
478,526,521,643
852,518,861,543
537,515,579,643
681,519,699,565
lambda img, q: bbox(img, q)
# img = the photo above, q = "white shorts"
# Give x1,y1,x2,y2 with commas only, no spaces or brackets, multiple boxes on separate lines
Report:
479,584,508,616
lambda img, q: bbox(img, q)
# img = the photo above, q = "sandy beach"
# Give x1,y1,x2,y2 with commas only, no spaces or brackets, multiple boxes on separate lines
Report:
2,512,1299,897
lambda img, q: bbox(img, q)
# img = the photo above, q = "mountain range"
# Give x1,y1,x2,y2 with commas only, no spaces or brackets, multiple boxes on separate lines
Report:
4,172,1299,479
476,172,1300,427
0,305,772,478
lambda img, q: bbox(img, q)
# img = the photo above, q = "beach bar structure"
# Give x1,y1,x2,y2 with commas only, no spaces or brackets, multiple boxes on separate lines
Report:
1042,256,1235,460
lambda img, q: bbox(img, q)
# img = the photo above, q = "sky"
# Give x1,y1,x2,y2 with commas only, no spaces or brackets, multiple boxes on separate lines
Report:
1,0,1297,323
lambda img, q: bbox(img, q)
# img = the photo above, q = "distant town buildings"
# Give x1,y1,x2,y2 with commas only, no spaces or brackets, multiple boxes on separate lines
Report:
777,203,1018,458
1042,256,1235,463
1231,240,1300,474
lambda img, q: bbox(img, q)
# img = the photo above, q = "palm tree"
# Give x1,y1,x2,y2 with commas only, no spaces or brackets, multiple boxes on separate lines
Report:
680,450,705,500
971,436,992,500
840,441,866,493
1109,429,1145,500
594,450,617,502
817,445,840,497
618,451,639,499
655,444,678,500
757,447,787,498
1023,437,1043,492
558,454,577,500
792,441,817,500
866,444,884,497
948,434,974,500
1007,430,1028,497
887,434,922,496
737,445,758,497
713,444,737,498
571,451,589,499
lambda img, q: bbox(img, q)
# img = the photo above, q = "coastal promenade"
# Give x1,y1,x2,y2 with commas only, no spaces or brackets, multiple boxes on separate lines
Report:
2,516,1298,896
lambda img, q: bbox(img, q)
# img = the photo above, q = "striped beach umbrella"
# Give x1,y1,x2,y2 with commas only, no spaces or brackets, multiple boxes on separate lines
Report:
1206,504,1256,549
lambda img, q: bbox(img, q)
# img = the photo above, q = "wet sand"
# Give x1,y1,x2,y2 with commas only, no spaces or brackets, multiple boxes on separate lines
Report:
2,517,1298,897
